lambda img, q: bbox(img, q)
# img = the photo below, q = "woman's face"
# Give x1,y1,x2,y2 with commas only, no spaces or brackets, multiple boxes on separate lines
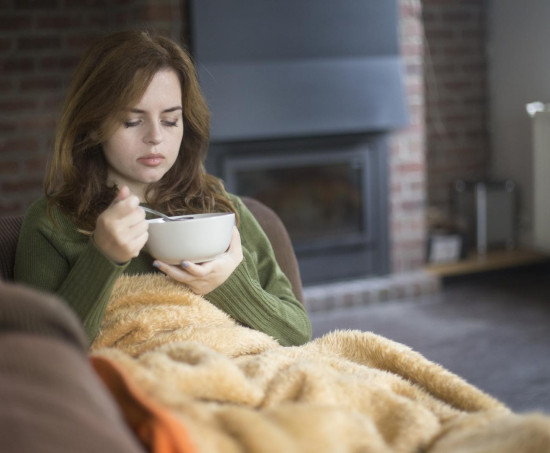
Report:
102,68,184,201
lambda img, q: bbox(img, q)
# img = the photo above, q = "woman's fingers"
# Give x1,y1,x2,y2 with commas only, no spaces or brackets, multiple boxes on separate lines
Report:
153,261,192,281
114,184,131,202
227,227,243,260
93,186,148,263
153,230,243,294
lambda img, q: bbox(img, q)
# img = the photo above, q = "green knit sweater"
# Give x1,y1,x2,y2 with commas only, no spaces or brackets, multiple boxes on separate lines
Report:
14,195,311,346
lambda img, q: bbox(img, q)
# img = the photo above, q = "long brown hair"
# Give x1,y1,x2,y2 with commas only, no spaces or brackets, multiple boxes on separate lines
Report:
45,29,235,230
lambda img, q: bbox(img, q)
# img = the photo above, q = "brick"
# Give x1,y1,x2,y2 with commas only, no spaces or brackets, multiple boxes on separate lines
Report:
19,76,62,91
64,0,109,7
0,137,39,154
0,201,25,216
0,15,32,31
0,57,34,73
442,11,474,22
20,115,57,131
139,3,174,21
41,95,64,110
400,1,422,17
402,41,423,58
83,13,111,27
1,179,44,195
18,35,62,51
0,160,19,174
0,78,14,93
36,14,82,29
424,28,454,40
0,37,12,51
0,120,17,133
0,97,39,112
65,33,104,50
14,0,59,9
444,80,474,91
397,162,424,173
39,54,80,71
25,155,48,172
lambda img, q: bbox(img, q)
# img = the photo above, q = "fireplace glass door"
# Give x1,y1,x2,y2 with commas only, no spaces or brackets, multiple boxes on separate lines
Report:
225,150,369,253
210,133,389,285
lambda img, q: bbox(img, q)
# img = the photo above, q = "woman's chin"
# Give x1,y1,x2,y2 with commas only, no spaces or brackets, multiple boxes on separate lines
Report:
140,170,169,184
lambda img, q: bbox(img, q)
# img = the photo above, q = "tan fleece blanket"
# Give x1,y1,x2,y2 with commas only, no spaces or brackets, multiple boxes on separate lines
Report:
91,275,550,453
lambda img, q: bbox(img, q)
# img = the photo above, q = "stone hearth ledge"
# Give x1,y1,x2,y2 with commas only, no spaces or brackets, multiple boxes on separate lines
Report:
303,270,441,313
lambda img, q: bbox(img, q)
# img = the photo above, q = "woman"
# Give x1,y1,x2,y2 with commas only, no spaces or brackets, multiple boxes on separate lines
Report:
14,30,311,347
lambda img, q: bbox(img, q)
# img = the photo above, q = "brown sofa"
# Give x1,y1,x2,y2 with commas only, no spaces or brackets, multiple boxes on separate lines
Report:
0,197,302,453
0,196,303,301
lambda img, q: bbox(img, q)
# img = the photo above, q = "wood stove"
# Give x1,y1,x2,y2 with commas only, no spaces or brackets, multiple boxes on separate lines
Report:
188,0,407,285
206,133,390,285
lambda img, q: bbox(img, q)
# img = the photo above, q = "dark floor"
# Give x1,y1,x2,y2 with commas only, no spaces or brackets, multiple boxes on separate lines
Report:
309,263,550,414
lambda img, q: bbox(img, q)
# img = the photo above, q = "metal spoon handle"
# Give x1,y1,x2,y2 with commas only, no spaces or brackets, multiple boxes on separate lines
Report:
142,206,172,221
142,206,193,221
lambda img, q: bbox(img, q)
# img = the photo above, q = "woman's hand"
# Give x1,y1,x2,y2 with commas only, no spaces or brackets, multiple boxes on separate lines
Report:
93,185,149,264
153,226,243,295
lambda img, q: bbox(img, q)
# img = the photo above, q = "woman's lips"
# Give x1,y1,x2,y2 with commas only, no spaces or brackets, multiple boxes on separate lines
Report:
138,154,165,167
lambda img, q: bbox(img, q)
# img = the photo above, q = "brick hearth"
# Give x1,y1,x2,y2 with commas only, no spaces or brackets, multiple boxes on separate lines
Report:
304,270,440,313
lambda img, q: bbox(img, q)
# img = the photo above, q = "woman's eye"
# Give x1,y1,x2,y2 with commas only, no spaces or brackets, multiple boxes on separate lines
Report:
124,120,141,128
162,119,178,127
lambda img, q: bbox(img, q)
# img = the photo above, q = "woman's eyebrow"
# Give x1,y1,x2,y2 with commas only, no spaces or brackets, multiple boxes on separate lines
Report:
129,106,182,113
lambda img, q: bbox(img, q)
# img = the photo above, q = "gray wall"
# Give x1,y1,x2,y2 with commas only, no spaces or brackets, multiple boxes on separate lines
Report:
488,0,550,245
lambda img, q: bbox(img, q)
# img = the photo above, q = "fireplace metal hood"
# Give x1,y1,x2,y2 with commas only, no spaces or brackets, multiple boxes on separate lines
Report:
188,0,409,142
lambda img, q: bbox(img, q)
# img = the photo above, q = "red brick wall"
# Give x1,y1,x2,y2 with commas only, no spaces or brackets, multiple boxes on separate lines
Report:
0,0,182,214
390,0,489,272
422,0,490,212
389,0,426,272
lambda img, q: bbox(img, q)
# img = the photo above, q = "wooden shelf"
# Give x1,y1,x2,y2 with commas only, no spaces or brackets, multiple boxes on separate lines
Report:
425,248,550,277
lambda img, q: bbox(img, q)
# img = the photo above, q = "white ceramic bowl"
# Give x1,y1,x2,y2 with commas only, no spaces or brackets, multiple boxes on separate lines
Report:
145,212,235,264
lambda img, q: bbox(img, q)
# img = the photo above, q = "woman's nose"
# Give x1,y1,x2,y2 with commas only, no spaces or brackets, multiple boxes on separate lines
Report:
144,122,163,145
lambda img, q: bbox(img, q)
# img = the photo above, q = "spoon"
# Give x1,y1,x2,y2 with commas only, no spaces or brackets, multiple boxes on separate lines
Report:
142,206,193,222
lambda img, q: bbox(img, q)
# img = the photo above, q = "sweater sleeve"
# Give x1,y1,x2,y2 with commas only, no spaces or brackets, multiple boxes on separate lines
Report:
14,198,127,342
205,196,312,346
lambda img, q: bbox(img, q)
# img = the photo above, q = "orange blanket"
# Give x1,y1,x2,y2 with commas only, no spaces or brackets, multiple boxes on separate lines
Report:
90,275,550,453
92,355,197,453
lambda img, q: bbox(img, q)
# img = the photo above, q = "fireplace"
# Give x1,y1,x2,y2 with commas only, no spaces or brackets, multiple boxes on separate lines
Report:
206,134,390,284
188,0,408,285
